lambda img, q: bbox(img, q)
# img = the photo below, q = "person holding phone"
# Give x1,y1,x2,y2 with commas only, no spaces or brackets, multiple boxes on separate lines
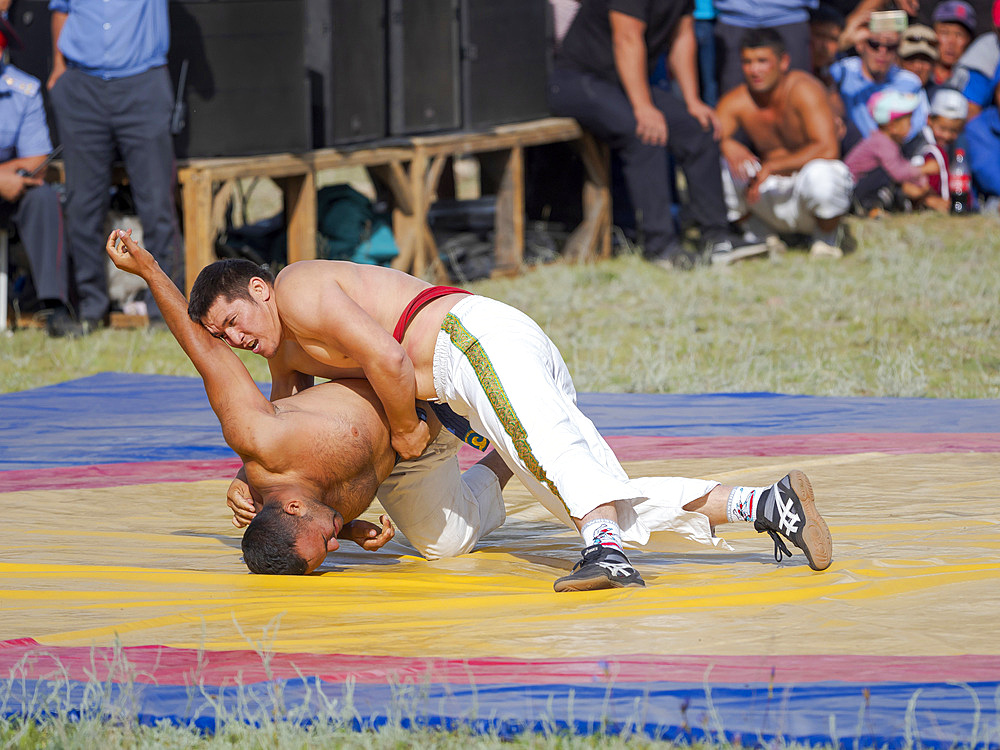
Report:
0,20,72,331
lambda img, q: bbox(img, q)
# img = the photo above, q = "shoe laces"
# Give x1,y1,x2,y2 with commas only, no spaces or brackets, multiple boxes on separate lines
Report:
755,522,793,563
571,543,610,572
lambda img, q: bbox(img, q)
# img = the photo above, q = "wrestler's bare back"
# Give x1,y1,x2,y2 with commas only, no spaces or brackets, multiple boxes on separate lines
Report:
272,260,465,400
241,379,397,523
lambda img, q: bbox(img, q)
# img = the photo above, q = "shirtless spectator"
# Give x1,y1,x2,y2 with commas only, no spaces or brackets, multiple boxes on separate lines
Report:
717,28,855,259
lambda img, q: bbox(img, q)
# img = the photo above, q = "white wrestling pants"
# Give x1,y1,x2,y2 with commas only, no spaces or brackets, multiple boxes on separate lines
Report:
377,430,507,560
723,158,854,237
430,295,725,551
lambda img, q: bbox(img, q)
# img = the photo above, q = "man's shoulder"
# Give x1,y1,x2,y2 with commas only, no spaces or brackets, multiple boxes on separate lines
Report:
716,83,751,113
0,66,42,99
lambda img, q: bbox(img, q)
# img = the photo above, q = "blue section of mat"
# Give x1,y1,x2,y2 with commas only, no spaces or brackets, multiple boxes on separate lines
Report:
3,677,997,747
1,373,998,470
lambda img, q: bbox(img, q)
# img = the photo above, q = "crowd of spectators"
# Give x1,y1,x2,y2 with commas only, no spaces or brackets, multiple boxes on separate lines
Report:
548,0,1000,267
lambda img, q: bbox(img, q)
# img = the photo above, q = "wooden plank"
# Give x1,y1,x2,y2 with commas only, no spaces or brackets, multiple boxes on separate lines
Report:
493,146,524,274
180,169,215,295
279,172,318,265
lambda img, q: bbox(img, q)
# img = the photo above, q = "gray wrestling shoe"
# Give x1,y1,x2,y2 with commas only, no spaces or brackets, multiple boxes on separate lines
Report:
553,544,646,592
754,470,833,571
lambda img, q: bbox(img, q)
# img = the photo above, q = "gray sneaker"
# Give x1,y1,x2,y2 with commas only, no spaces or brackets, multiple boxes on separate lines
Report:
754,471,833,571
553,544,646,592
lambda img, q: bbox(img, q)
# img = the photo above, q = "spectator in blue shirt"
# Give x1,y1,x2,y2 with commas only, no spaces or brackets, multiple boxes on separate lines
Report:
964,79,1000,205
830,18,929,148
45,0,182,337
0,29,71,327
946,0,1000,118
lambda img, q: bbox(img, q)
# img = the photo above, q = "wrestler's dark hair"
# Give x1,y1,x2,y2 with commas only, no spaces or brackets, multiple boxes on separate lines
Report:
740,27,787,57
240,503,308,575
187,259,275,322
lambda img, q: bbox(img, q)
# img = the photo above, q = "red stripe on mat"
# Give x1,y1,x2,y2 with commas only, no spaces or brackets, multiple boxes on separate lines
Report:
2,641,998,686
2,433,997,492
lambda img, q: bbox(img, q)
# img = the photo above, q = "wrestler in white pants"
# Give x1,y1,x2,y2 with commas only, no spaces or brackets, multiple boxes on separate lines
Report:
427,295,725,553
723,158,853,239
380,428,729,561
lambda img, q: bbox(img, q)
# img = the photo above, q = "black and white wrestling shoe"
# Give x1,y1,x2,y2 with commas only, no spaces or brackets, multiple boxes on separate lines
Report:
754,470,833,571
553,544,646,592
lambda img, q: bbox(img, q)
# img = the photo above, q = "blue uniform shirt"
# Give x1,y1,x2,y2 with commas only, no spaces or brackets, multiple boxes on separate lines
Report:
0,64,53,162
48,0,169,79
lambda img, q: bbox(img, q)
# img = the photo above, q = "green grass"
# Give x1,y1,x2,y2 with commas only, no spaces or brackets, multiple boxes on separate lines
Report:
4,213,997,398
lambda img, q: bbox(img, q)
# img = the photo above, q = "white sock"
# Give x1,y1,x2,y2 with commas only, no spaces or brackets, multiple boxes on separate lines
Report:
726,486,768,523
581,519,624,552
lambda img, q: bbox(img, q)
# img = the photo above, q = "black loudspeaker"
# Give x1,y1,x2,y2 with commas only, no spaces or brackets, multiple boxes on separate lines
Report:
460,0,550,130
168,0,309,158
388,0,460,136
7,0,58,146
7,0,51,82
305,0,386,148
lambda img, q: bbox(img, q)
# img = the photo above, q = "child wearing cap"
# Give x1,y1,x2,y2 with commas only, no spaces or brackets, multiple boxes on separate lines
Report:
915,87,971,211
844,89,943,215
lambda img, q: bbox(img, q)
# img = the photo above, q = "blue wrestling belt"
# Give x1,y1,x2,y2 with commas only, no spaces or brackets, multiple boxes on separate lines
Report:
415,404,490,452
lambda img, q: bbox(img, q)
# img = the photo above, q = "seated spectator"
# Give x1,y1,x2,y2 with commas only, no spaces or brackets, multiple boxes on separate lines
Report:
963,79,1000,208
0,27,71,330
717,28,855,260
844,90,942,214
811,3,847,88
548,0,765,269
830,16,929,149
898,24,941,94
914,87,971,212
810,3,850,136
714,0,816,96
946,0,1000,118
932,1,978,87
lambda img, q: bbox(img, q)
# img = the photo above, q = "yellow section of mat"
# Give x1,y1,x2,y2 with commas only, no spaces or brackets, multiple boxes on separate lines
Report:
2,453,998,657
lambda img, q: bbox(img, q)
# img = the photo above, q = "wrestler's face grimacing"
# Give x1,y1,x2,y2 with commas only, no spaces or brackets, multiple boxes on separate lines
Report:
295,505,344,574
201,280,281,358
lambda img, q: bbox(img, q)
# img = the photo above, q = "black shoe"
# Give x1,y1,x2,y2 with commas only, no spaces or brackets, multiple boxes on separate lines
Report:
45,308,103,338
644,239,701,271
553,544,646,592
754,471,833,571
705,232,769,266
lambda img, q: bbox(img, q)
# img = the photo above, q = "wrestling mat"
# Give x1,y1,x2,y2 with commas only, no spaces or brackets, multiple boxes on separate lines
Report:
2,373,998,746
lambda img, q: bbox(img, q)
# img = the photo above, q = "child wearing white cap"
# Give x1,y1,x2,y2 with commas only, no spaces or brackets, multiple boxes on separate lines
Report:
914,87,971,210
844,90,946,215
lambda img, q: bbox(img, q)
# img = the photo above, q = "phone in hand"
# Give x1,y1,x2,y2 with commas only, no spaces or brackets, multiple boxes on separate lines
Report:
869,10,908,35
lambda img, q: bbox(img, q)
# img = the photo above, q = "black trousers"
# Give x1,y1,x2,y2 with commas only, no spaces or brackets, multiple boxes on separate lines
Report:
548,67,729,257
2,183,69,305
49,66,182,320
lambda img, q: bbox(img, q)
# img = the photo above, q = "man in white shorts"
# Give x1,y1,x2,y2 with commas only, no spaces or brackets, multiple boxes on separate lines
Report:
717,27,854,260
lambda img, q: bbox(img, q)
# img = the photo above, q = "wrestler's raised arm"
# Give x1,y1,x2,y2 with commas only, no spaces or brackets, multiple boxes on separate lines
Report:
105,230,276,456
